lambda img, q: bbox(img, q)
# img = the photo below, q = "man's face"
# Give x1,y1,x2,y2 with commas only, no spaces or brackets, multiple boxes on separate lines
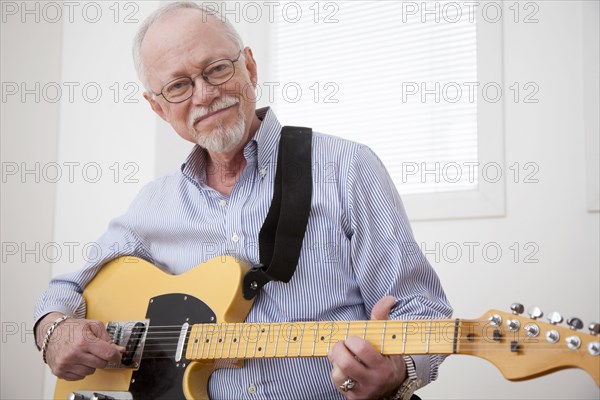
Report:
141,10,258,153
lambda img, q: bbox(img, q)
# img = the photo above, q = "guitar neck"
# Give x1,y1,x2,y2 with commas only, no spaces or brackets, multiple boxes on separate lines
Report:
185,319,459,360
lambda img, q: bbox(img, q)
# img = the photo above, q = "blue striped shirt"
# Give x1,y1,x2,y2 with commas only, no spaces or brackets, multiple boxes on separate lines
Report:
35,107,452,399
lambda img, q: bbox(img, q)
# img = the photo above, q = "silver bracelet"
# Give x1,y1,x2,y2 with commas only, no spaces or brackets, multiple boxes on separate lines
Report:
41,315,70,364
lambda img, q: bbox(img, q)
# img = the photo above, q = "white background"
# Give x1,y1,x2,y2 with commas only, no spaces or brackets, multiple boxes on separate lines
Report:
1,1,598,399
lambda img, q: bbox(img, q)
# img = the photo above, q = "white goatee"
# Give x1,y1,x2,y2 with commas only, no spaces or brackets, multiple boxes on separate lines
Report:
187,96,246,153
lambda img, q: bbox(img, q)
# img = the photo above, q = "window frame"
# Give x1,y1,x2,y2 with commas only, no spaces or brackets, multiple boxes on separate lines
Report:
401,12,506,221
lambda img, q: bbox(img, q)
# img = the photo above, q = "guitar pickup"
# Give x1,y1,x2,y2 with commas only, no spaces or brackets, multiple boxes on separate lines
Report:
68,391,133,400
105,320,149,369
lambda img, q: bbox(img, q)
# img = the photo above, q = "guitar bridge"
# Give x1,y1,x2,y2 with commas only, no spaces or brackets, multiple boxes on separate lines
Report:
68,391,133,400
106,320,149,369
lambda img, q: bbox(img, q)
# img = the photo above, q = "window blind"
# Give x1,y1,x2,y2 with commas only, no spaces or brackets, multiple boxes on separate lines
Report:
269,1,478,195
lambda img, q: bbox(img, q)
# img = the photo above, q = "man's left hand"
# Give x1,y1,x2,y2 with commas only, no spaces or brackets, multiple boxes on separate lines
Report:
327,296,407,399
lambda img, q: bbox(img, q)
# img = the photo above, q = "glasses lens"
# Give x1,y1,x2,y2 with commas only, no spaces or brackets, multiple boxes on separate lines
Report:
203,59,235,85
163,77,193,102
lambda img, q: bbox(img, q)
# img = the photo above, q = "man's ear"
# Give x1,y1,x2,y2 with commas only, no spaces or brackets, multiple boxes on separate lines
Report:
143,92,168,122
243,47,258,87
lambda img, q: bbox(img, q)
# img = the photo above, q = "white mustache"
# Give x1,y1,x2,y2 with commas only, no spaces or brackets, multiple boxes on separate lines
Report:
187,97,240,128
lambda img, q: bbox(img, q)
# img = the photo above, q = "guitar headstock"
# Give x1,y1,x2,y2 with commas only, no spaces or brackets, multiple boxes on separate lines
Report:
459,304,599,386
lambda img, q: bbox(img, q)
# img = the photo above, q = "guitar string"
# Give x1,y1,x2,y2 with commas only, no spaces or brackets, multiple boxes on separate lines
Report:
131,342,599,361
134,327,597,341
114,322,597,359
130,336,598,359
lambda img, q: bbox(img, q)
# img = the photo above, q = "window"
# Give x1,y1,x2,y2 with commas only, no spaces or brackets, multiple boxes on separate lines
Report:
264,1,505,220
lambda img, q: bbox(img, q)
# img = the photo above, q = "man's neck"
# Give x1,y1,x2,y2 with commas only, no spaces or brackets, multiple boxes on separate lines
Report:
204,113,262,196
205,151,246,196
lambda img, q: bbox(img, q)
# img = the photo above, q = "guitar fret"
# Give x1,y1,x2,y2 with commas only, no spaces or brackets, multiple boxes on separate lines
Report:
226,323,234,359
206,324,216,359
212,323,222,360
243,324,252,358
297,324,305,357
285,323,291,357
208,324,218,359
362,321,367,340
381,321,388,354
425,320,431,354
260,324,269,358
273,324,280,357
345,321,350,342
191,324,200,360
199,324,207,360
327,322,334,353
311,322,318,356
402,322,408,354
219,323,226,359
235,323,242,358
251,324,258,357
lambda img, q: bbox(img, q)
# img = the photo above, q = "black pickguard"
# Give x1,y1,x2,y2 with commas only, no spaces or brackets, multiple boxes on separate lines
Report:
129,293,216,400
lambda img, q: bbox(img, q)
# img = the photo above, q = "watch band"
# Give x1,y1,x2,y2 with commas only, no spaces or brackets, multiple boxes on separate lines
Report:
384,355,420,400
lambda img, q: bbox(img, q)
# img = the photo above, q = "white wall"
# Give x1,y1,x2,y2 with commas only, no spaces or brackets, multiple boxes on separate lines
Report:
1,4,63,399
416,2,599,398
1,1,597,399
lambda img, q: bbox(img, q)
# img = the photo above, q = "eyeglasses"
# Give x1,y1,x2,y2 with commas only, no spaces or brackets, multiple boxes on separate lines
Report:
153,51,242,104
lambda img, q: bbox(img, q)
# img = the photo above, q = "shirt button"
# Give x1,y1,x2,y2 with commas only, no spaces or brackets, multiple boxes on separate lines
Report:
259,168,267,177
248,384,257,394
219,199,227,207
231,233,240,243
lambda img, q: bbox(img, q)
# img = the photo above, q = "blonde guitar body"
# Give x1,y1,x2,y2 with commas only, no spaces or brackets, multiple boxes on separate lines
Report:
53,257,600,399
54,256,253,400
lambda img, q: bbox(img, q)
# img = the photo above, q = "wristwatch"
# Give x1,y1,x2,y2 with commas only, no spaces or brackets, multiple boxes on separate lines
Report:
384,355,420,400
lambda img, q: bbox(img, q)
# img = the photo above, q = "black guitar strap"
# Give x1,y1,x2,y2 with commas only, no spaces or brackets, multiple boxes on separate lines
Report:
243,126,313,300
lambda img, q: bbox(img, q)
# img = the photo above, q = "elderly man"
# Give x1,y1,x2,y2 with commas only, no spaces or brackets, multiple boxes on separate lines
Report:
35,2,451,399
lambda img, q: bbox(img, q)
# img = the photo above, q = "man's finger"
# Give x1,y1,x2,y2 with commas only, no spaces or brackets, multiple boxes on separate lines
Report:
370,296,396,320
344,336,385,368
88,340,124,364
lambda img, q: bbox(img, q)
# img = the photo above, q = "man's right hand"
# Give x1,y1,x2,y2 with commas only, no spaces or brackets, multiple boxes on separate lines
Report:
37,312,124,381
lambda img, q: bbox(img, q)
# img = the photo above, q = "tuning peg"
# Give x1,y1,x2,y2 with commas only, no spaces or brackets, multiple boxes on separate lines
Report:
547,311,563,325
527,306,543,320
567,317,584,330
589,322,600,336
510,303,524,315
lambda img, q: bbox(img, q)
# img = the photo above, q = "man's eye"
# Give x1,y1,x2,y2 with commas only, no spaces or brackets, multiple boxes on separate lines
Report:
206,63,229,76
166,80,189,93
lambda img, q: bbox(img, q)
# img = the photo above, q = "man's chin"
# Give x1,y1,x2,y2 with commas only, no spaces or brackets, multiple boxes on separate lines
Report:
193,131,243,154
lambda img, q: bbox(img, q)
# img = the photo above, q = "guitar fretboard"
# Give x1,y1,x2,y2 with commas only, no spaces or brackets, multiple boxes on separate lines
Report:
185,319,459,361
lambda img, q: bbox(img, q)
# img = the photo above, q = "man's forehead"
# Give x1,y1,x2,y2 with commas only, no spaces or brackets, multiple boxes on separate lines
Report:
140,9,236,81
142,9,226,52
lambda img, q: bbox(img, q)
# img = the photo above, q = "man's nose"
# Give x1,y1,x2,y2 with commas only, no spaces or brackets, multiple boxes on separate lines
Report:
190,77,220,106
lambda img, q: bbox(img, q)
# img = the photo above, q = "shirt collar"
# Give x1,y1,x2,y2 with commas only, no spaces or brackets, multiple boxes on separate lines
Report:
180,107,282,186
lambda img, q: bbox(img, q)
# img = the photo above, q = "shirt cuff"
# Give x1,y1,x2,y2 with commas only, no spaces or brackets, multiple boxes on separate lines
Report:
410,354,431,387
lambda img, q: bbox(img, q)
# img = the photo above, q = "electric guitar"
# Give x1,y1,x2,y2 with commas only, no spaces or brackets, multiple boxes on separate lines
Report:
54,256,600,400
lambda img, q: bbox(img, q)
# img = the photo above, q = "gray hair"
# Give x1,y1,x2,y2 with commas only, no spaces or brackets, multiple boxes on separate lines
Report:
132,1,245,91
